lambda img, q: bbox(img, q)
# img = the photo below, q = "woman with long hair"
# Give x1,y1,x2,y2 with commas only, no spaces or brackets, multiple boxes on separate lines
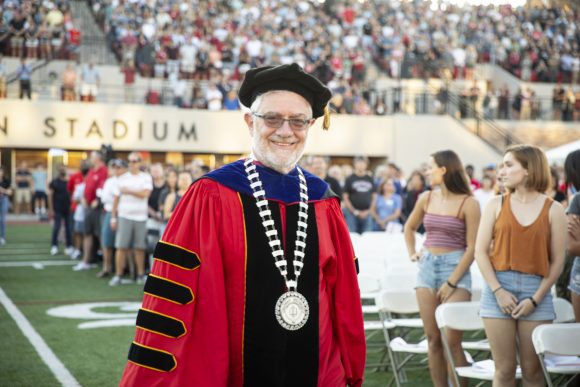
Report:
565,149,580,321
401,170,427,233
475,144,566,386
163,170,192,222
404,150,481,387
158,168,178,237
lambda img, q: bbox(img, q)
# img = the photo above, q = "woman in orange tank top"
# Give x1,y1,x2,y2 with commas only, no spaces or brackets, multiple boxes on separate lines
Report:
475,144,567,386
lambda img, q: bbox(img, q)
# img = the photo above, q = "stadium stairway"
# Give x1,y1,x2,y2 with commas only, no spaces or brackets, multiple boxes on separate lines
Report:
70,0,118,65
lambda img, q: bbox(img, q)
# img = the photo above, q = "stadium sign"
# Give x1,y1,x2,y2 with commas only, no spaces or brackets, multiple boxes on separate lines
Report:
0,99,501,173
0,99,249,153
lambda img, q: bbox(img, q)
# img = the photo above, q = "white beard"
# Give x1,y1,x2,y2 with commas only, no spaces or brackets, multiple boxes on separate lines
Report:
251,135,306,175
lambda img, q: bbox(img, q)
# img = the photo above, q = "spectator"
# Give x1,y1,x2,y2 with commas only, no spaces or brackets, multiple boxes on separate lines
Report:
465,164,481,191
0,166,12,245
343,156,375,234
552,84,565,121
25,14,39,59
61,63,77,101
80,61,100,102
121,59,136,103
401,170,426,233
109,152,153,285
32,163,48,216
205,82,223,111
575,90,580,122
96,159,126,278
147,162,166,236
474,176,495,210
223,89,240,110
475,145,565,386
9,9,26,57
547,168,566,205
309,155,343,200
74,151,108,271
48,164,73,256
170,72,187,107
158,168,177,237
564,150,580,322
67,161,89,260
71,167,88,261
0,55,6,99
370,179,402,232
562,88,576,122
14,161,32,214
17,58,32,99
498,85,510,120
162,170,192,222
405,150,480,387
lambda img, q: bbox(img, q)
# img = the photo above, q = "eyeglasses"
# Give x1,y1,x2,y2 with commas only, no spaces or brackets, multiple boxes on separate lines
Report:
252,112,313,131
128,159,140,163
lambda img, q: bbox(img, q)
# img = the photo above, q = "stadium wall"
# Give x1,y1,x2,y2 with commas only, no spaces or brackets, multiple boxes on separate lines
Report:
0,99,502,173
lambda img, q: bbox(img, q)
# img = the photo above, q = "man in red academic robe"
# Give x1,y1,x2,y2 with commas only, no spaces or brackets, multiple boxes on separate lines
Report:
119,63,366,387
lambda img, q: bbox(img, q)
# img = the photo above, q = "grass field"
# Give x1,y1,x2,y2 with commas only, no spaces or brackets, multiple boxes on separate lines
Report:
0,223,434,386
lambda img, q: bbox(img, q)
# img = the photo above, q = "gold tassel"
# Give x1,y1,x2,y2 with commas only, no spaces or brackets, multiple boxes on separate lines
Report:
322,106,330,130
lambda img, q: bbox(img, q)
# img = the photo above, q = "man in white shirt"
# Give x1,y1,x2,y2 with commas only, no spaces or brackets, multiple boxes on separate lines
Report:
96,159,126,278
110,152,153,285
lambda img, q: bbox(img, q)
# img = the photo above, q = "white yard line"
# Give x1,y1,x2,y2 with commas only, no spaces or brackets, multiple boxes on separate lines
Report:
0,260,77,267
0,287,81,387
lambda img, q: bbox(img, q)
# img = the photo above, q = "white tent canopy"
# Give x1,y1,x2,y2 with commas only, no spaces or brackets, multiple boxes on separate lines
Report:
546,140,580,164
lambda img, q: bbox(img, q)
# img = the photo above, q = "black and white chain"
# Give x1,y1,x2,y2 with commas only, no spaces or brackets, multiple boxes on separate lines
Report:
244,157,309,292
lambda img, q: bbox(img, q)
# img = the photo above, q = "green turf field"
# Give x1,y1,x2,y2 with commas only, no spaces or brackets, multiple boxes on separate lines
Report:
0,223,434,386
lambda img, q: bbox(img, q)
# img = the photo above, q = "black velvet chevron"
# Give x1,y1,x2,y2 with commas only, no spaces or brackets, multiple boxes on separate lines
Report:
136,309,186,338
128,342,176,372
154,241,201,270
144,275,193,305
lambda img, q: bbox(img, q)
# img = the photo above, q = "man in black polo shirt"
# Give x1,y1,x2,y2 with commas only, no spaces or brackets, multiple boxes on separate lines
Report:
343,156,375,234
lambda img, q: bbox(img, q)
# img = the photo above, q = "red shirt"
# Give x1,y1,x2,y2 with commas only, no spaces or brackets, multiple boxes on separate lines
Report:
67,171,84,211
84,165,108,204
122,66,136,84
342,7,355,24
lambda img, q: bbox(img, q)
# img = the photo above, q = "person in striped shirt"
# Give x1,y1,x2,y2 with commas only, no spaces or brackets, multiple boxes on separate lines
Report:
404,150,481,387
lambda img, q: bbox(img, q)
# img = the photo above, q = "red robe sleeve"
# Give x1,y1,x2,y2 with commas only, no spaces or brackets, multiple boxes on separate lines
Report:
119,179,229,387
319,198,366,387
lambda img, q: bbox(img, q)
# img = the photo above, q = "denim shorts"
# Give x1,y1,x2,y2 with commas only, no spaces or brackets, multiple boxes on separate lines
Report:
569,257,580,295
74,220,84,234
480,270,555,321
416,250,471,291
100,211,116,249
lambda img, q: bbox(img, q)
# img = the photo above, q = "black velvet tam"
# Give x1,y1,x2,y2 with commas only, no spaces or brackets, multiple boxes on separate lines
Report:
238,63,332,118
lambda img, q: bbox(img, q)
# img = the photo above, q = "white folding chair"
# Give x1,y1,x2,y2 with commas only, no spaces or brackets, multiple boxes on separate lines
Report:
377,271,425,386
436,301,522,386
358,274,385,342
554,297,576,323
532,323,580,387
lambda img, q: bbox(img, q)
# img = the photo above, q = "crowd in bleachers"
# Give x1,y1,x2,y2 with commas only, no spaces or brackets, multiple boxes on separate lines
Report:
2,1,580,122
0,0,80,60
86,1,580,85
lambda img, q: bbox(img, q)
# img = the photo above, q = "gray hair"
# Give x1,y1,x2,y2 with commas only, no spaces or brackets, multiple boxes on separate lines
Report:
249,91,313,117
